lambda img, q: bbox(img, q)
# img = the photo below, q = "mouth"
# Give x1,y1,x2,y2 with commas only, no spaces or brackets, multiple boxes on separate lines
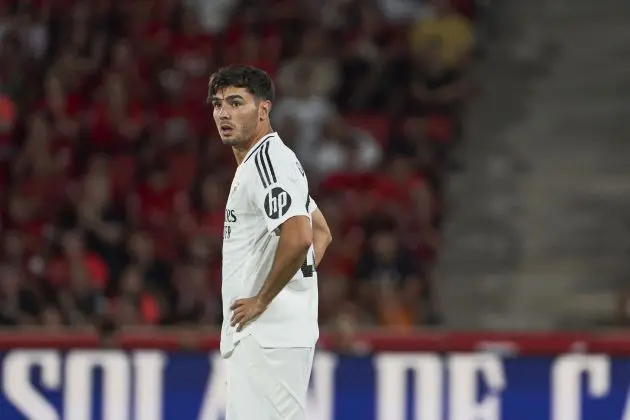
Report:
219,124,234,136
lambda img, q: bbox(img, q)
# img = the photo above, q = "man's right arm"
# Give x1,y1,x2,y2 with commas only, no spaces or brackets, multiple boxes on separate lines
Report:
311,206,332,267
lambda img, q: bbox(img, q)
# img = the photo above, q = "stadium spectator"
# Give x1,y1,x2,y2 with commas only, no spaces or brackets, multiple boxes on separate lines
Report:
356,224,425,328
308,115,382,181
0,0,482,331
276,28,339,98
87,74,145,153
0,265,40,326
409,36,473,118
112,265,161,326
39,74,81,149
335,3,395,111
58,155,128,288
169,261,221,326
50,230,108,326
410,0,475,70
272,65,336,161
186,0,243,34
170,7,214,81
123,230,174,305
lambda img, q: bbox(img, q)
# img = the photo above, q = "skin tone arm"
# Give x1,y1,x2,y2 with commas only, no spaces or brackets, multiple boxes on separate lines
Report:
231,206,333,331
311,207,333,267
231,215,313,331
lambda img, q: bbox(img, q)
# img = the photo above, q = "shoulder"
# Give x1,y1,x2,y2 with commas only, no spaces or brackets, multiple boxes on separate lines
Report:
243,134,302,188
270,134,301,166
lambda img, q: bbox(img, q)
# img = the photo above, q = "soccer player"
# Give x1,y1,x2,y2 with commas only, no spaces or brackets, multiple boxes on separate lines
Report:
208,65,333,419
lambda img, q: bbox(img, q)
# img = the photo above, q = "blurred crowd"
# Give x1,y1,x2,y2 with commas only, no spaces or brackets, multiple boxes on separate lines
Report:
0,0,478,333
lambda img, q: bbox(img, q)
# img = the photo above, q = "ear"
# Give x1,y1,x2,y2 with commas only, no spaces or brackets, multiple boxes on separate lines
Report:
259,100,271,121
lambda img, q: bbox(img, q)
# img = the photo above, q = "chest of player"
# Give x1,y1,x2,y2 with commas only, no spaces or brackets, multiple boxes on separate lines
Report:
223,174,258,242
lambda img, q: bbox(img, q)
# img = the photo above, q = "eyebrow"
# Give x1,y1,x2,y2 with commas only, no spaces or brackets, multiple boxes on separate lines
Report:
208,94,245,104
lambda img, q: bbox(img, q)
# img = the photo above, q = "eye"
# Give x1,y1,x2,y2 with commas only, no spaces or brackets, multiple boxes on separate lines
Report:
231,102,242,108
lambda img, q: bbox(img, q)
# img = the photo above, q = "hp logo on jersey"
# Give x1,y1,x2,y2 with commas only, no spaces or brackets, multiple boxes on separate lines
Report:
264,187,292,219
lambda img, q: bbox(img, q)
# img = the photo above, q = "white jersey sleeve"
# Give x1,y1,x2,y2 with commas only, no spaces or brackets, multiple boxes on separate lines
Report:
248,142,311,233
307,195,317,214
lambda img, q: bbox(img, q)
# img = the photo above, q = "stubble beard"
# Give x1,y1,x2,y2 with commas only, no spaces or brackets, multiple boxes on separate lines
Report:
221,135,244,147
223,120,257,148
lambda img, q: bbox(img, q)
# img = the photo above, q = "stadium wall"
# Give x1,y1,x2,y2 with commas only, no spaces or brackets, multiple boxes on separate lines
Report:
0,330,628,420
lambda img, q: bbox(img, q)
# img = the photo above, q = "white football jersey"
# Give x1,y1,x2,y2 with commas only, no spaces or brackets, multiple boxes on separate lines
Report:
220,132,319,357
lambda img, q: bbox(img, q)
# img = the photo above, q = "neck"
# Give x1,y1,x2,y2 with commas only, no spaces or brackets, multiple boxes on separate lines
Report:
232,125,273,166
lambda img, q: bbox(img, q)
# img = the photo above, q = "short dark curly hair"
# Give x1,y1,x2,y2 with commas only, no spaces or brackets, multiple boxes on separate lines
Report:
207,65,275,103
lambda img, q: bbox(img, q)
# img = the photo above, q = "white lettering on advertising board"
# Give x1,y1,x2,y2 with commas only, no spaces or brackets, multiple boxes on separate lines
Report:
5,350,630,420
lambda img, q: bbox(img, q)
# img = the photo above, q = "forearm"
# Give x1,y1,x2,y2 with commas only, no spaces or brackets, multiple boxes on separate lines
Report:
310,208,332,268
257,236,310,306
313,231,332,267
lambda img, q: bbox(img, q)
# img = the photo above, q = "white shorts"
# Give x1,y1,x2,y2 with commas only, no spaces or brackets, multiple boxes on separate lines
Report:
225,335,314,420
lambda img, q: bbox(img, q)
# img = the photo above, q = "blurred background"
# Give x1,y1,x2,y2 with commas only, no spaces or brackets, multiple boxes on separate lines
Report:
0,0,629,346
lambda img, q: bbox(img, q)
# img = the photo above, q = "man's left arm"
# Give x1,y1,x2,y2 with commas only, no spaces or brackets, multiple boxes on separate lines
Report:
309,200,332,267
256,215,312,306
231,156,313,331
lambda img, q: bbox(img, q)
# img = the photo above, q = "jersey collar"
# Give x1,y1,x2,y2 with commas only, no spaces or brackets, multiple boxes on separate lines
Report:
243,132,276,164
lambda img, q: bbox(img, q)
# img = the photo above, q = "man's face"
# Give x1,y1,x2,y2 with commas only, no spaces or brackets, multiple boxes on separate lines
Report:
211,86,262,147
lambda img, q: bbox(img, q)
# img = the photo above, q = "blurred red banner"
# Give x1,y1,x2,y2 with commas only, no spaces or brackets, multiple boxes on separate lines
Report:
1,329,630,354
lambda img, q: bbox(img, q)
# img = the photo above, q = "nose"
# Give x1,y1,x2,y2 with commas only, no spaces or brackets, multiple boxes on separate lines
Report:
217,107,230,120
